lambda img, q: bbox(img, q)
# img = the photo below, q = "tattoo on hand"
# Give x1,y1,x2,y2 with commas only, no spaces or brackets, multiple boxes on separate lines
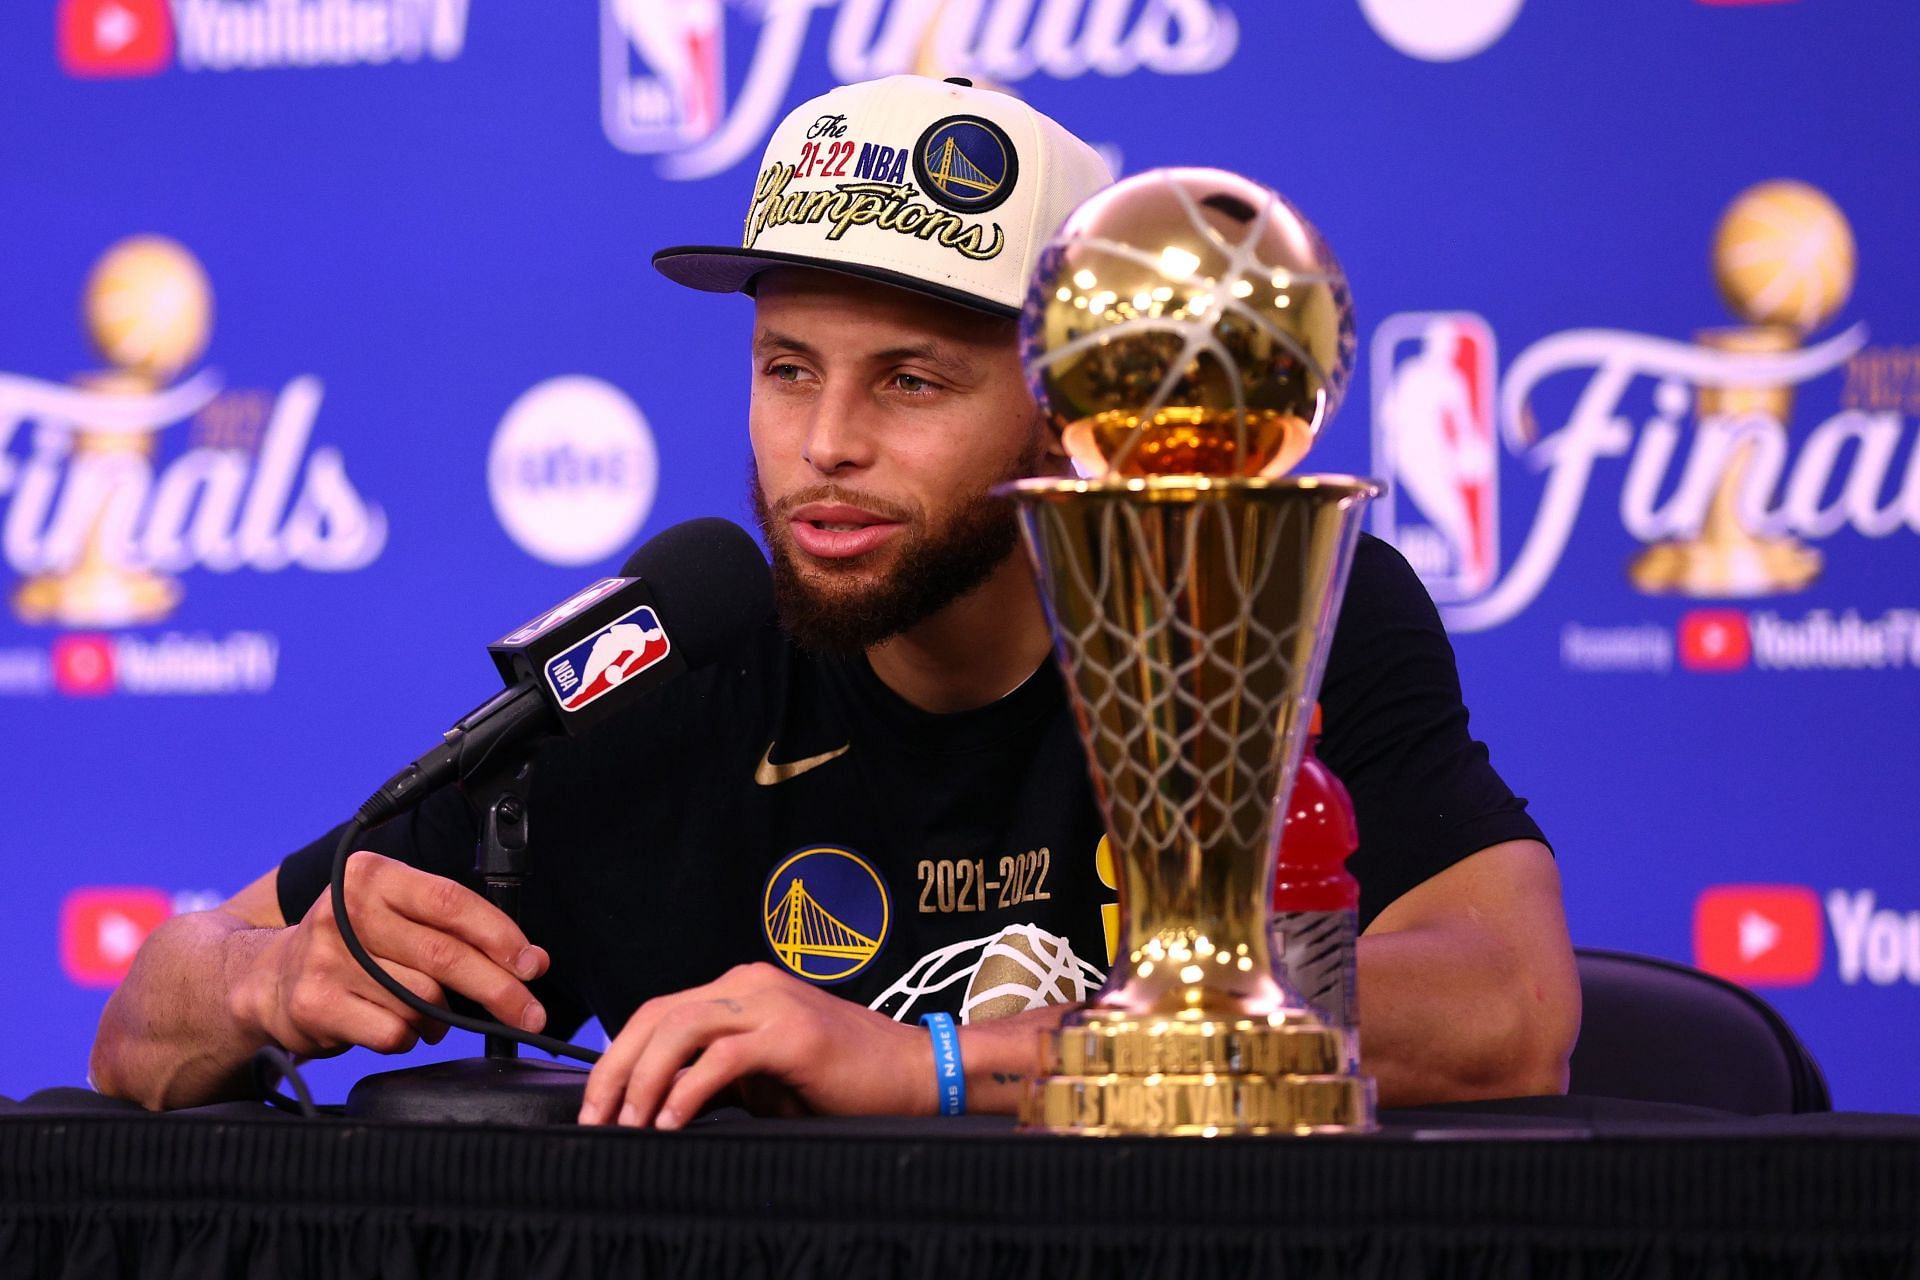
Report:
991,1072,1025,1085
711,998,743,1013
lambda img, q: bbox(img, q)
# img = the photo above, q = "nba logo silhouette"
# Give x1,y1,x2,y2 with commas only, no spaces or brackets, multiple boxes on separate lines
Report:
1371,313,1500,602
601,0,725,154
544,605,672,712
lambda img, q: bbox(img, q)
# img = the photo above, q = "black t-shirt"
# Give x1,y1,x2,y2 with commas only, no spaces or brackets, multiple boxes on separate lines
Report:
278,534,1545,1040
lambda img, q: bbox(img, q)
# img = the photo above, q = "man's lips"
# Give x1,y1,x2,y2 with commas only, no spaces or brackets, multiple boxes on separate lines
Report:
786,502,905,559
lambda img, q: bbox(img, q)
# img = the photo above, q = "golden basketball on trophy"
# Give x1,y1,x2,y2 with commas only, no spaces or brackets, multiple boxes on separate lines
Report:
1001,168,1379,1135
1024,166,1354,481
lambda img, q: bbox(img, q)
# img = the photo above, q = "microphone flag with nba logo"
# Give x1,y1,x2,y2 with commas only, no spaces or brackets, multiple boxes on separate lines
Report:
362,518,770,824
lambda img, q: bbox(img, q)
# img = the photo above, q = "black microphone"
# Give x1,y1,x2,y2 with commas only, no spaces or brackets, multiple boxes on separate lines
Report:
356,517,771,827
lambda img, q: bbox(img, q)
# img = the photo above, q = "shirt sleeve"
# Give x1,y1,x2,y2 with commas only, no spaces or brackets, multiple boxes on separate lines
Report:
1316,534,1549,931
275,784,481,926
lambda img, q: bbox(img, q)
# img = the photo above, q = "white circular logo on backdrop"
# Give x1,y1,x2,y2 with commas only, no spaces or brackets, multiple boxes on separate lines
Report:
1358,0,1525,61
488,376,659,566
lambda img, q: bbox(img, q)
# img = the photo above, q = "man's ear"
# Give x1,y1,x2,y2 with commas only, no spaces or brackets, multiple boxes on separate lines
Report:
1034,407,1072,461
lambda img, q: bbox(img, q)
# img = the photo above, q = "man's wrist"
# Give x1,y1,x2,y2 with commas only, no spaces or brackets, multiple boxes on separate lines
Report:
220,924,285,1048
953,1003,1079,1115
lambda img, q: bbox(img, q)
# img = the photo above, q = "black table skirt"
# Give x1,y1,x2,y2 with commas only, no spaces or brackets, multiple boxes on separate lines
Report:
5,1091,1920,1279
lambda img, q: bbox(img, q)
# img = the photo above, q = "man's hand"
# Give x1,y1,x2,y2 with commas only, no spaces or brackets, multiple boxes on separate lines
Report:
228,850,551,1060
577,962,935,1129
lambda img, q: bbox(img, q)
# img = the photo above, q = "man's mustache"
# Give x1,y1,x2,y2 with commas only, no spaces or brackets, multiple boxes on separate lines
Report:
771,485,920,524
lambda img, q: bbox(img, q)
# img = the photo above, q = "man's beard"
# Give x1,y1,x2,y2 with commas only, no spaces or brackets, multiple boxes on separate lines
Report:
749,450,1040,654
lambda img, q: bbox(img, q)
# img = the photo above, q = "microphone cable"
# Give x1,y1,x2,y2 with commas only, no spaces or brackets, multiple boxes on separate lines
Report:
329,802,603,1065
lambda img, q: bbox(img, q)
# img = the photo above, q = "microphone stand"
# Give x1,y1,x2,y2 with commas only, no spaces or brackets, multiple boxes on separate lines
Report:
345,760,591,1125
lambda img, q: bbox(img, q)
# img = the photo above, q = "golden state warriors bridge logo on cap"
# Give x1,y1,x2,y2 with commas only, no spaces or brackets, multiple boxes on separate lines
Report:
762,846,890,983
914,115,1018,214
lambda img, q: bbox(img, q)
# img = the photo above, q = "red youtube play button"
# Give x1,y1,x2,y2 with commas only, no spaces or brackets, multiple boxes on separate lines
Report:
57,0,174,78
1678,609,1752,672
1693,884,1823,986
60,887,173,987
51,634,116,697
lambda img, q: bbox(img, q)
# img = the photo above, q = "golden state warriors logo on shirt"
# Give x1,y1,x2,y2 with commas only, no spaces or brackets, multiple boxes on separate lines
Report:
914,115,1018,214
762,846,890,983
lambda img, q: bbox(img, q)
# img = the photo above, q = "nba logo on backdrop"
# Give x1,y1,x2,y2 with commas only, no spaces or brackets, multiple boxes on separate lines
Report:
1371,313,1500,602
602,0,724,153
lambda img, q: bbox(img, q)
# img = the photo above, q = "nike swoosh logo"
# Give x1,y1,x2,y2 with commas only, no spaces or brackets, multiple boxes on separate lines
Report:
754,741,850,786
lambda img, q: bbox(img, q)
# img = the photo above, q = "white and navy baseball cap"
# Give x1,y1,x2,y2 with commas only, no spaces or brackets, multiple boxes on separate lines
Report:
653,74,1113,319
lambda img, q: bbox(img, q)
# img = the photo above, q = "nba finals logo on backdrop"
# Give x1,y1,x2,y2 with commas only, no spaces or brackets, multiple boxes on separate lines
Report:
0,235,386,698
1372,181,1919,665
57,0,470,76
601,0,1239,179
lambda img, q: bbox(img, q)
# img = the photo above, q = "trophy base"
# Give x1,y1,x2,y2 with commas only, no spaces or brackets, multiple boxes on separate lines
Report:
1022,1014,1375,1136
1628,534,1821,598
14,568,181,628
1022,1071,1375,1136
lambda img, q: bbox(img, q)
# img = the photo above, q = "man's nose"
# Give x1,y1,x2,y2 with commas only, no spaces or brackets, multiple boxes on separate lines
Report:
802,383,880,475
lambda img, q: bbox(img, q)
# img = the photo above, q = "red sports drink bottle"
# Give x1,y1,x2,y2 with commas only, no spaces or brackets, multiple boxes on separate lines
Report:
1270,703,1360,1033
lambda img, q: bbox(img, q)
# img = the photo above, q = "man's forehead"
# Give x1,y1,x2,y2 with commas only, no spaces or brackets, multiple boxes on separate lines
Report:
751,267,1015,345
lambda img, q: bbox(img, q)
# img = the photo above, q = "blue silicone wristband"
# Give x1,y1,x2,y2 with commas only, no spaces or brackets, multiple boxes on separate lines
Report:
919,1012,965,1116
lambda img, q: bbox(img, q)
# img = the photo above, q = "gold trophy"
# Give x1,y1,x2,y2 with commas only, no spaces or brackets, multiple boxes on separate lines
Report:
13,235,212,627
1002,168,1379,1135
1630,180,1855,596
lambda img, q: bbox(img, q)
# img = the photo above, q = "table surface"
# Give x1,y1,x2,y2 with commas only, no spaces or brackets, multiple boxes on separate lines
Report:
6,1089,1919,1279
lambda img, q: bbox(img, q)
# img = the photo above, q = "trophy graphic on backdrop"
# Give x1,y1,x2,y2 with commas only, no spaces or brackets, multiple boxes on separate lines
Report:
13,235,212,627
1002,168,1379,1135
1629,180,1856,596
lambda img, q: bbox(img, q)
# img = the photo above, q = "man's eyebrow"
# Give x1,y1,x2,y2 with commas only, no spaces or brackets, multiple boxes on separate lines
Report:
754,330,820,360
753,331,979,379
870,341,976,377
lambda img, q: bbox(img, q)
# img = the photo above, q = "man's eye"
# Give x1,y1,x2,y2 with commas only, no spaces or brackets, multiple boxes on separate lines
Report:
768,363,805,382
894,373,938,394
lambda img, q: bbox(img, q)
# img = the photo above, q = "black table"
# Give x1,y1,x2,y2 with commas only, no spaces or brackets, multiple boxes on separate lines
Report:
4,1090,1918,1278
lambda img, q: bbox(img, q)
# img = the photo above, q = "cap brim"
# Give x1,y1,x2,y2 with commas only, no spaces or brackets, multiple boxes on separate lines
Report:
651,245,1019,320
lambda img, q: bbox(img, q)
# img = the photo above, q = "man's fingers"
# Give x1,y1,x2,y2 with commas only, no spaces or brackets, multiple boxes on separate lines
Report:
353,958,450,1033
343,853,546,981
579,1001,664,1125
655,1035,769,1130
578,985,735,1125
364,915,545,1033
330,995,422,1057
615,1002,755,1128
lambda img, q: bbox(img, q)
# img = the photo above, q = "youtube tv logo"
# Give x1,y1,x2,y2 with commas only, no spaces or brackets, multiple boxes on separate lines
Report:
1678,609,1752,672
59,887,173,987
51,634,116,697
1693,885,1823,987
57,0,174,78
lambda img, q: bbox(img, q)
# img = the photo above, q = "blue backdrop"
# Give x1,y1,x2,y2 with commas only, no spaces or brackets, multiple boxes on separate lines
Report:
4,0,1916,1111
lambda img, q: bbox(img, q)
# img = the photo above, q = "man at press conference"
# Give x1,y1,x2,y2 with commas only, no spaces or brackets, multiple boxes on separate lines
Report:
88,75,1579,1125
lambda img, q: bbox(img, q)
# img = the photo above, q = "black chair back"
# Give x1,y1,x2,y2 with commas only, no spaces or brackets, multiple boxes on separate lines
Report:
1568,948,1832,1114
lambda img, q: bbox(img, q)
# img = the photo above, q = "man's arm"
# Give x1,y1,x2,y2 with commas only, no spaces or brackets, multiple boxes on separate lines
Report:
88,873,293,1110
1356,838,1579,1104
88,853,553,1111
